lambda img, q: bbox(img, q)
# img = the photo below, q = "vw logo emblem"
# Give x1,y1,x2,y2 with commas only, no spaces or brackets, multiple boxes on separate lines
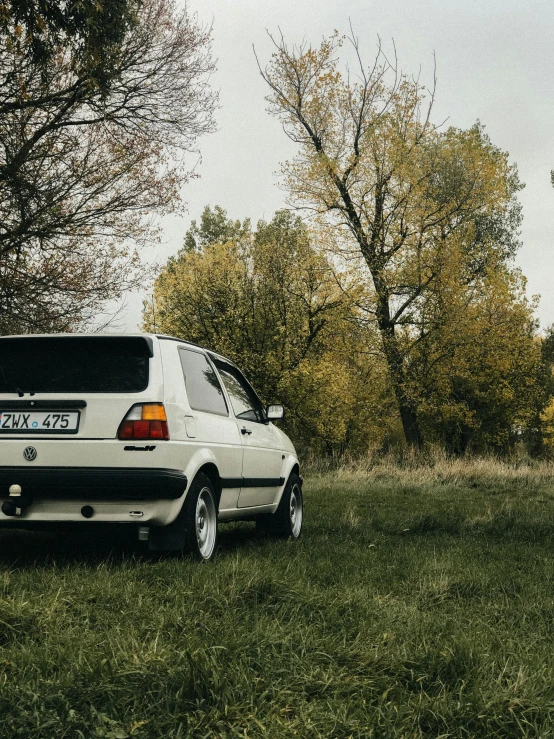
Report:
23,446,37,462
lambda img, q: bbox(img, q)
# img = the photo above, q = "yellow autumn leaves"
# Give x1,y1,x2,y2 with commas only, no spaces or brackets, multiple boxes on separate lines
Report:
144,205,546,456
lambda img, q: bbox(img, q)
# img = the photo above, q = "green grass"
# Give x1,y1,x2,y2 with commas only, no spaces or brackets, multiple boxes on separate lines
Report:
4,460,554,736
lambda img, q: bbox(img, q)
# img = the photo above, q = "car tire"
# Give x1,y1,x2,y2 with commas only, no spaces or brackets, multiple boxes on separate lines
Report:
183,473,218,561
257,473,303,539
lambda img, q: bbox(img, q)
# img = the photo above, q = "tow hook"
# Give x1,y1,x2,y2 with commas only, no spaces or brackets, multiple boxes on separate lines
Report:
1,484,32,517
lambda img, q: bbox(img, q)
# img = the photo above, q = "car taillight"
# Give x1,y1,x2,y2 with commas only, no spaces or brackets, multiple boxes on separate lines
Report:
118,404,169,440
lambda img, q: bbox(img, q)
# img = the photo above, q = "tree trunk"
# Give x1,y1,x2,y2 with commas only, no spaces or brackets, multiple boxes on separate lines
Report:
382,331,423,448
373,273,424,449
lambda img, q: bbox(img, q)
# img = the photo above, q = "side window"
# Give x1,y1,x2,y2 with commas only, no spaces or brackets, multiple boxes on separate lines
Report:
179,349,228,416
216,364,265,423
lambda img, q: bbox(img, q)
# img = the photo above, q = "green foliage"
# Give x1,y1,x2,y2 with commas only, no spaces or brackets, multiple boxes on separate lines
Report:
259,32,531,448
407,259,545,454
145,203,552,457
145,207,397,455
182,205,251,253
529,326,554,456
2,0,137,84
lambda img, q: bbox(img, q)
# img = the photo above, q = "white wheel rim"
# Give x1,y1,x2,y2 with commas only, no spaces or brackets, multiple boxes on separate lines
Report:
290,484,302,538
196,487,216,559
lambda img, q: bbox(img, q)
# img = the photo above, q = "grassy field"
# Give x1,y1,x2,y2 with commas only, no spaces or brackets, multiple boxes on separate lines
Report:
3,459,554,737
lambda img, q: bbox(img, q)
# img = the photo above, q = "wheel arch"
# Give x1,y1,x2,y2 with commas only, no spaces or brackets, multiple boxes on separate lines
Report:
270,457,301,512
195,462,222,508
149,462,221,552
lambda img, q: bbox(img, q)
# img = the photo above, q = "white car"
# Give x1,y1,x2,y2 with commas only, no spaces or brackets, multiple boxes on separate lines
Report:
0,333,303,560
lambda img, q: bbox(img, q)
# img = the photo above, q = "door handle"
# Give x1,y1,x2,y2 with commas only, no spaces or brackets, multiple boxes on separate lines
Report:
241,427,252,435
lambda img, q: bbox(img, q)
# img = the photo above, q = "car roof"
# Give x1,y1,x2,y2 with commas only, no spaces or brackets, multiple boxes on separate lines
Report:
155,334,238,368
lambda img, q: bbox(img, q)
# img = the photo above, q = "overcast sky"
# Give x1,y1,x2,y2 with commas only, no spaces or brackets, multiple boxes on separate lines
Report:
119,0,554,331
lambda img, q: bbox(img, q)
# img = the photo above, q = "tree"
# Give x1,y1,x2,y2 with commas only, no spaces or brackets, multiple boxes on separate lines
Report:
258,32,523,447
144,207,396,455
524,327,554,457
1,0,136,75
0,240,140,334
407,258,544,453
0,0,216,332
182,205,251,253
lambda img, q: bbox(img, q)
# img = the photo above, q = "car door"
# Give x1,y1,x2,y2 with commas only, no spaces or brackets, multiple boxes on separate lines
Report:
175,347,243,510
213,361,284,508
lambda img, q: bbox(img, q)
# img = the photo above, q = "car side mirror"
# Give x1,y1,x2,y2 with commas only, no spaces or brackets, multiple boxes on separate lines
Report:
266,404,284,420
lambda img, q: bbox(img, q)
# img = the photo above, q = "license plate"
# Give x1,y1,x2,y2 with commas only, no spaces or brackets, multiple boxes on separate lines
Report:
0,411,80,433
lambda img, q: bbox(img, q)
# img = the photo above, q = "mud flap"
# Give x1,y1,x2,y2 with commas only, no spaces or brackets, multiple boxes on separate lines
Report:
148,504,187,551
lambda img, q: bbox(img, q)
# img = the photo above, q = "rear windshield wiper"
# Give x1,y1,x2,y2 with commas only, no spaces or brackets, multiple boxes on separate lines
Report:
0,363,31,397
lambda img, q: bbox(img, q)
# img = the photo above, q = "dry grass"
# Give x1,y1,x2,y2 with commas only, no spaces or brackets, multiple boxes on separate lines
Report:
306,448,554,487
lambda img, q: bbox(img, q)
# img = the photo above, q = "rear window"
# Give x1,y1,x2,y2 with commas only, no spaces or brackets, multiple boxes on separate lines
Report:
179,348,228,416
0,337,151,393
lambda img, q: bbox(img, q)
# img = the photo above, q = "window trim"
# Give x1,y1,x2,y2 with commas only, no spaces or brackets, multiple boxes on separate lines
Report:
178,346,229,417
0,336,151,394
212,359,267,424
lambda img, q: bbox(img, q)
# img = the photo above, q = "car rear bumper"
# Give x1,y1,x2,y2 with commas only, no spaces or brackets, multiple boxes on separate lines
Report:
0,466,188,501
